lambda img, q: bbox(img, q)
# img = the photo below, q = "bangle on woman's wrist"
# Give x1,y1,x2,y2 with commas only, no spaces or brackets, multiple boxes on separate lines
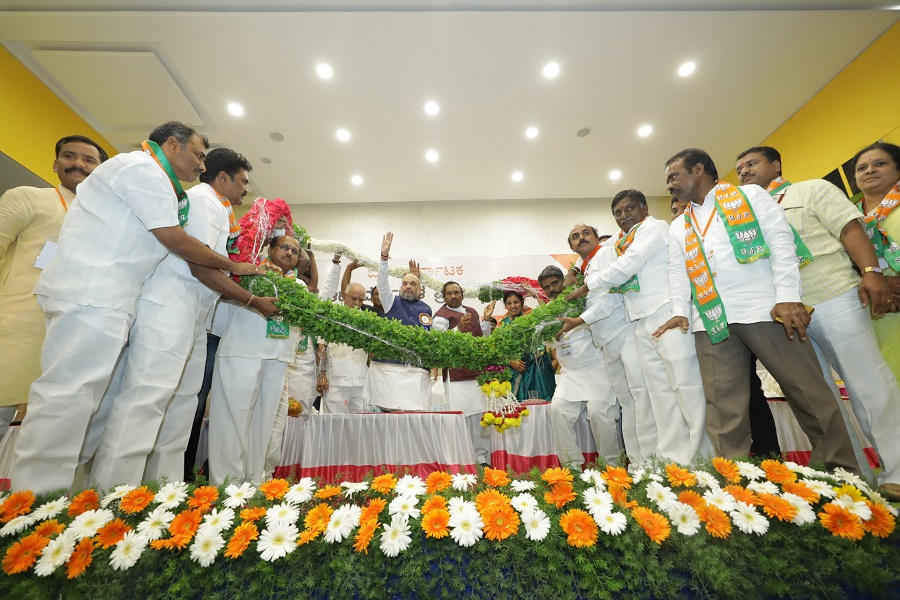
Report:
246,295,255,306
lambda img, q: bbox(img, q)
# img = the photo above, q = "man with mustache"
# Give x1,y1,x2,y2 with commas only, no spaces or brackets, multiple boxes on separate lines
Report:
11,122,267,494
0,135,107,442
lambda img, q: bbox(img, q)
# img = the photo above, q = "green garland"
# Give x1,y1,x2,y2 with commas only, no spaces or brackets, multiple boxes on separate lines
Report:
243,272,585,369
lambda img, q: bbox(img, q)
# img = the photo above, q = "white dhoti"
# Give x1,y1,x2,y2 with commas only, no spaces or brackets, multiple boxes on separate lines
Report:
263,385,291,480
605,322,656,467
365,362,431,410
323,386,366,414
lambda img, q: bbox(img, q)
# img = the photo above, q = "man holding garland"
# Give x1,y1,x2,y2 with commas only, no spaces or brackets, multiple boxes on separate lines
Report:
657,147,859,472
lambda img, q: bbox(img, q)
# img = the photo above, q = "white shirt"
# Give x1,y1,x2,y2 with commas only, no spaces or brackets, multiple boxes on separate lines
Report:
140,183,229,320
216,279,304,363
668,183,802,332
587,216,671,321
578,245,629,346
33,150,179,314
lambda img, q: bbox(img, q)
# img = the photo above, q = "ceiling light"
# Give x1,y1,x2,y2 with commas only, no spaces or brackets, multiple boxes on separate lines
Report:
316,63,333,79
609,170,622,181
335,128,351,142
351,175,363,186
424,101,440,116
227,102,244,117
678,61,696,77
270,132,285,142
637,125,652,137
576,127,591,138
425,149,439,163
525,127,539,139
511,171,524,182
543,62,560,79
260,157,272,164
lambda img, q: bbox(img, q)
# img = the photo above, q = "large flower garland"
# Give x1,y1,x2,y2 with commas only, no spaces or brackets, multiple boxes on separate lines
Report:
243,272,585,369
0,459,897,599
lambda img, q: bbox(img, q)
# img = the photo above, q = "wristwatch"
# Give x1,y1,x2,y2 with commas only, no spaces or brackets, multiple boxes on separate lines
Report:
862,266,883,275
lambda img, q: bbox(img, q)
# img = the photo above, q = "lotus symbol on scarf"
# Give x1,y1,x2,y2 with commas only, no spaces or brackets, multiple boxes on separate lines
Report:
686,248,699,260
722,198,744,211
735,228,759,242
884,199,899,211
695,272,709,286
704,306,723,320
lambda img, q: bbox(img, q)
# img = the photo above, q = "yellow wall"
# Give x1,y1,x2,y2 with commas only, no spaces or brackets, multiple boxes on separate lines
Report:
724,19,900,187
0,46,114,181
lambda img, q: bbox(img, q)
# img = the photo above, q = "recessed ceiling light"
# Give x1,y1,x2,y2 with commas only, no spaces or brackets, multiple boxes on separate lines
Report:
424,101,440,116
543,62,560,79
351,175,363,186
316,63,333,79
678,61,696,77
227,102,244,117
425,149,439,163
336,128,351,142
525,127,539,139
576,127,591,138
511,171,524,182
637,125,652,137
609,170,622,181
260,157,272,164
270,132,285,142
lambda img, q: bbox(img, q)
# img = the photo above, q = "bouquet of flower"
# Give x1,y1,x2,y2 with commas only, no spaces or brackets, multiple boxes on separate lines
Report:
287,398,303,418
478,365,529,432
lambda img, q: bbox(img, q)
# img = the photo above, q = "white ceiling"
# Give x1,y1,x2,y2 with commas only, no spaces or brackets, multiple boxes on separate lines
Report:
0,2,897,205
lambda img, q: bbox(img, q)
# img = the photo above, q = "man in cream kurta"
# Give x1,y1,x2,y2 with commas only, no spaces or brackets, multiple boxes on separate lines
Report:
0,136,106,439
318,281,370,414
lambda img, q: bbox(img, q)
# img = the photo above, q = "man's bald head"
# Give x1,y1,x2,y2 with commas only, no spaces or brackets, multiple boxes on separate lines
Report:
343,282,366,309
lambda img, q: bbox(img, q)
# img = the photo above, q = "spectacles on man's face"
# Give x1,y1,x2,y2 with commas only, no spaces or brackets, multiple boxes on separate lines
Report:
275,244,300,256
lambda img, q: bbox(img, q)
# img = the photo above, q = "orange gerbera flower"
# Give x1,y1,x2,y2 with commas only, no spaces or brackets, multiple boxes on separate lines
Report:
421,508,450,539
371,474,397,494
421,495,447,515
315,485,341,500
724,485,758,506
678,490,705,511
240,507,267,523
559,509,598,548
757,493,797,523
711,457,742,484
67,489,100,517
542,467,574,486
425,471,452,494
224,522,258,559
361,498,387,522
862,501,896,538
119,486,155,514
544,481,577,509
2,532,49,574
297,528,322,546
630,506,654,527
781,481,820,504
631,507,670,545
187,486,219,513
481,504,520,541
168,509,202,542
665,464,697,488
608,483,638,509
304,503,334,533
760,459,797,485
600,466,632,489
151,534,192,551
33,519,65,538
702,505,732,539
95,518,132,549
483,467,512,488
65,538,94,579
353,519,377,553
819,503,864,540
258,478,289,501
475,489,510,512
0,490,35,522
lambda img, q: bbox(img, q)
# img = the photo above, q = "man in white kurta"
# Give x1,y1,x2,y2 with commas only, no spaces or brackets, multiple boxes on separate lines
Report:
0,136,106,439
12,122,264,495
318,282,370,414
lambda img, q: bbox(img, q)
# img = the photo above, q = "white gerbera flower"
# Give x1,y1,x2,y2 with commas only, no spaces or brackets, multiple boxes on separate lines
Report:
101,485,136,509
667,502,701,536
1,514,37,537
703,488,737,513
109,531,148,571
285,478,316,505
510,480,536,492
866,490,900,517
832,467,867,489
31,496,70,521
646,481,677,510
781,493,816,526
747,480,780,496
257,522,299,562
154,482,189,510
137,506,175,541
200,507,235,534
34,530,76,576
189,527,225,567
448,505,483,547
521,508,551,541
735,461,765,480
265,502,301,528
646,472,664,483
801,478,836,499
451,473,477,492
629,468,645,484
730,502,769,535
594,509,628,536
510,493,538,514
582,487,613,517
580,468,605,489
834,494,872,521
341,481,369,498
396,475,427,497
447,497,467,515
223,482,257,509
324,505,361,543
784,461,816,478
69,509,115,541
388,495,421,520
693,471,720,490
379,515,412,557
